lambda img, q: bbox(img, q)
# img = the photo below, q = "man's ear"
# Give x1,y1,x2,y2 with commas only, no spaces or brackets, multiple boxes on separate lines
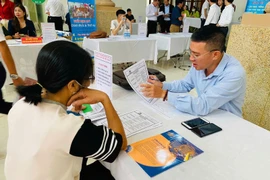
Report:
213,51,222,61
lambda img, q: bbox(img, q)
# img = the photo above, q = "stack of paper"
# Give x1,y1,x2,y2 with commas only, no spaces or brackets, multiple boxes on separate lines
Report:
94,110,162,137
81,103,107,121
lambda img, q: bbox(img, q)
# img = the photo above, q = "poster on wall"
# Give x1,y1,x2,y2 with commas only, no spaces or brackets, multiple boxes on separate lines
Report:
245,0,269,14
68,0,97,41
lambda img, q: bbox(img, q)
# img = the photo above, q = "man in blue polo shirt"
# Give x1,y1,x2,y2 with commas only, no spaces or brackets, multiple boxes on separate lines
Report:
170,0,184,32
141,26,246,117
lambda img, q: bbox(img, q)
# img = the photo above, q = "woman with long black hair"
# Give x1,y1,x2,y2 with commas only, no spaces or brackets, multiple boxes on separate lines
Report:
5,40,127,180
8,3,35,39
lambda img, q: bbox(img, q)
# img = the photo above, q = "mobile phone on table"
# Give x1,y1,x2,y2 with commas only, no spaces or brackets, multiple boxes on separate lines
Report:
181,117,209,130
191,123,222,137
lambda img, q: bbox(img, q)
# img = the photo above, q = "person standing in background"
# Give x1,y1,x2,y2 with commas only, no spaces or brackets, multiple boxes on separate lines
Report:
14,0,30,20
217,0,225,12
146,0,160,37
190,7,200,18
0,0,14,29
200,0,209,27
158,0,174,33
126,8,135,23
45,0,65,31
170,0,184,33
182,5,190,17
204,0,220,26
0,25,23,114
216,0,234,38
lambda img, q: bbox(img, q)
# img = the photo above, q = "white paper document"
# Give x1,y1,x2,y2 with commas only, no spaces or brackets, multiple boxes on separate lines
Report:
82,103,107,121
41,23,56,43
138,23,147,37
95,110,162,137
123,59,157,104
94,51,113,99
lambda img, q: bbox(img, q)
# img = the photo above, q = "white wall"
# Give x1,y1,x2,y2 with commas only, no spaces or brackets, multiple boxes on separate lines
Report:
113,0,147,23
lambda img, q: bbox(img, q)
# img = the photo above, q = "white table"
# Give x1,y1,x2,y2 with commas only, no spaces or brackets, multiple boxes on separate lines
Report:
185,17,201,28
149,33,192,60
82,35,158,64
3,38,70,85
3,40,45,85
102,87,270,180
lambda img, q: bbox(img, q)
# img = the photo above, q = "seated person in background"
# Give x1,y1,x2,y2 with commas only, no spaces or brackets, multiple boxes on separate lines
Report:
141,26,246,117
1,23,12,39
190,7,200,18
111,9,132,35
182,5,190,17
5,41,127,180
8,4,36,39
126,8,136,23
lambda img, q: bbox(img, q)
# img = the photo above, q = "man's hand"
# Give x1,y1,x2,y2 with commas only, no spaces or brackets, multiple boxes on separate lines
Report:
67,88,109,111
148,75,163,88
155,12,159,16
216,24,220,27
140,83,166,98
12,77,24,86
178,16,183,21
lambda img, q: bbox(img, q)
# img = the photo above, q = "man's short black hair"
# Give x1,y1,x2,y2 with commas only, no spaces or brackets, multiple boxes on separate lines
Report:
227,0,234,3
116,9,126,17
191,25,225,52
209,0,217,3
176,0,184,5
127,8,131,12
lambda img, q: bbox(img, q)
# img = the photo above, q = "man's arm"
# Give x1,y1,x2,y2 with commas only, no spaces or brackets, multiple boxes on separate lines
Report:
167,72,246,116
204,7,213,26
111,20,122,36
0,41,24,86
204,8,208,19
146,5,158,17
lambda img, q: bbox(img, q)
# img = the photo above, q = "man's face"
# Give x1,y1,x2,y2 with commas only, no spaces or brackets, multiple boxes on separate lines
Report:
164,0,169,6
118,14,125,20
189,41,216,70
127,11,131,15
153,1,159,7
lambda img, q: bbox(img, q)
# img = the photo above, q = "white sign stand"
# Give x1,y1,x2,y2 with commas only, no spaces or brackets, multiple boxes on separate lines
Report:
94,51,113,99
41,23,56,43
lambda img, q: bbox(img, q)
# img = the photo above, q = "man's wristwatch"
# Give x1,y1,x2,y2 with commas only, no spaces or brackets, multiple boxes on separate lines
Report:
10,74,19,80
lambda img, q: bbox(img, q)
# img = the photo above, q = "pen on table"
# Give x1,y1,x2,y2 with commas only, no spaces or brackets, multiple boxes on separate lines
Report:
184,153,190,161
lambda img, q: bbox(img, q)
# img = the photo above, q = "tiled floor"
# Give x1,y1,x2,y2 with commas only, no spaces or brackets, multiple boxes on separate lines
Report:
0,57,194,179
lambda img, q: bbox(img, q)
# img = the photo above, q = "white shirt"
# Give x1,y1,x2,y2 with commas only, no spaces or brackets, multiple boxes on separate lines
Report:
110,19,130,35
164,5,170,21
146,3,158,21
204,3,221,25
200,0,209,19
0,26,5,42
45,0,65,19
218,4,234,27
5,99,122,180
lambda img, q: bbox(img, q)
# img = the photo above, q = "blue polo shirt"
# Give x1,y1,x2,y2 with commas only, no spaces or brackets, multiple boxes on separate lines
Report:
171,6,182,26
162,53,246,117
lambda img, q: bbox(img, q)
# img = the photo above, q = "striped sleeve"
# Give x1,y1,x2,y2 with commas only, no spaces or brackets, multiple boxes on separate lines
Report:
69,119,123,163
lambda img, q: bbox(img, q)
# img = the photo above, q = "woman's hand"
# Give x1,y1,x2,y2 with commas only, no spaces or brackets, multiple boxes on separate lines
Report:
13,32,20,39
67,88,109,111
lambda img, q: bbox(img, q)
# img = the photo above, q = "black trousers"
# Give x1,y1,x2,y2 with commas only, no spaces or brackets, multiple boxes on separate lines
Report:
160,20,171,33
48,16,63,31
0,62,12,114
200,18,206,28
220,27,229,38
147,20,157,37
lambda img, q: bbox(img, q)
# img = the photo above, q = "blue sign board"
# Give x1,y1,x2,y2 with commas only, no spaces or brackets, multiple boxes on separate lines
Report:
68,0,97,41
245,0,269,14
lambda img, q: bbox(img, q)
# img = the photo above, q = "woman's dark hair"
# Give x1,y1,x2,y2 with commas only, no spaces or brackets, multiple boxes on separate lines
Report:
116,9,126,17
17,41,94,105
14,0,23,5
12,4,27,33
191,25,225,52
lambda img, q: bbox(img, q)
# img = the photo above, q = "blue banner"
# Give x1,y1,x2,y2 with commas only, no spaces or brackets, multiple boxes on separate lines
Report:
245,0,269,14
68,0,97,41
